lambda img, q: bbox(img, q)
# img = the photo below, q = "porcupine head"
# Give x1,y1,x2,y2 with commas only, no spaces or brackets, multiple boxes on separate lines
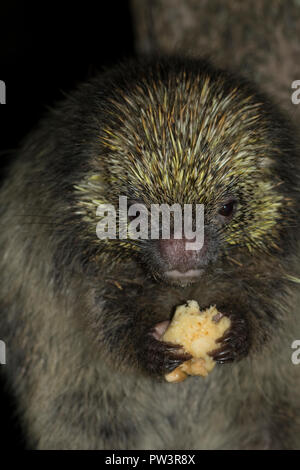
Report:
73,58,299,375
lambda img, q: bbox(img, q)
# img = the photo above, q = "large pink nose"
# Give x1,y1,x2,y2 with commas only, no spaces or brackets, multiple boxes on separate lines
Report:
159,236,207,273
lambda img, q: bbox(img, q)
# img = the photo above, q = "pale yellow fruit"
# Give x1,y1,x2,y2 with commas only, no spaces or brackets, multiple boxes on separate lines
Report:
163,300,230,383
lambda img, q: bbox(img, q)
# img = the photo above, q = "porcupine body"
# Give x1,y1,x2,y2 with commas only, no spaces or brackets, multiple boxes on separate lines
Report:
1,58,300,449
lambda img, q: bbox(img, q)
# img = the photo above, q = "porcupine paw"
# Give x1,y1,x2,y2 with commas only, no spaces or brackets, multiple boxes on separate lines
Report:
139,321,192,376
209,313,250,363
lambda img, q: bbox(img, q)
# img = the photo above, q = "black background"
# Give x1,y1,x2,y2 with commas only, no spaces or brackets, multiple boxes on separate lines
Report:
0,1,134,449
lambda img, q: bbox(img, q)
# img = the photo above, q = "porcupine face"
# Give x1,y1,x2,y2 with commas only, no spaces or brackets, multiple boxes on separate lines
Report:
75,60,297,285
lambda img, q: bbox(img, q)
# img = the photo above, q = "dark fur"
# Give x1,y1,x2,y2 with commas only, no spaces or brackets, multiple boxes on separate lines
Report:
1,58,300,449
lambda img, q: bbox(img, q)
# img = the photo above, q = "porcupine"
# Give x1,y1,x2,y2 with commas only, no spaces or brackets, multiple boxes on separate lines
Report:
1,57,300,450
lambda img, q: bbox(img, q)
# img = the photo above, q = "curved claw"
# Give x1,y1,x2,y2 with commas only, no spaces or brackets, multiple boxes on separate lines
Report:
140,331,192,376
209,313,250,364
161,340,192,373
209,346,235,363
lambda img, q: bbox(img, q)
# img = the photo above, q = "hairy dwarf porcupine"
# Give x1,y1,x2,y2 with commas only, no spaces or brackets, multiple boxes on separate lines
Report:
1,58,300,449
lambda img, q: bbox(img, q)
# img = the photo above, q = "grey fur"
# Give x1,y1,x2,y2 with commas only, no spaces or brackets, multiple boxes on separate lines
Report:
1,58,300,449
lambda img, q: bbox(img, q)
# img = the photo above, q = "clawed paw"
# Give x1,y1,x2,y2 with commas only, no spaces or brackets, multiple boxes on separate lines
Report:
139,323,192,375
209,314,250,363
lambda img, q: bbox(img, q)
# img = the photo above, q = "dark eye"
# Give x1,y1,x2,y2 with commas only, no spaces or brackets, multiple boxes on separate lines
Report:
218,200,236,218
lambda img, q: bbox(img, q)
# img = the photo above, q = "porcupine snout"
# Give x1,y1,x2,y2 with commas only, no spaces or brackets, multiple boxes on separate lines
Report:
159,234,209,283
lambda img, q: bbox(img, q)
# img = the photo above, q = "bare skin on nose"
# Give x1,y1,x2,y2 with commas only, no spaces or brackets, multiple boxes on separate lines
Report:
159,237,207,281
